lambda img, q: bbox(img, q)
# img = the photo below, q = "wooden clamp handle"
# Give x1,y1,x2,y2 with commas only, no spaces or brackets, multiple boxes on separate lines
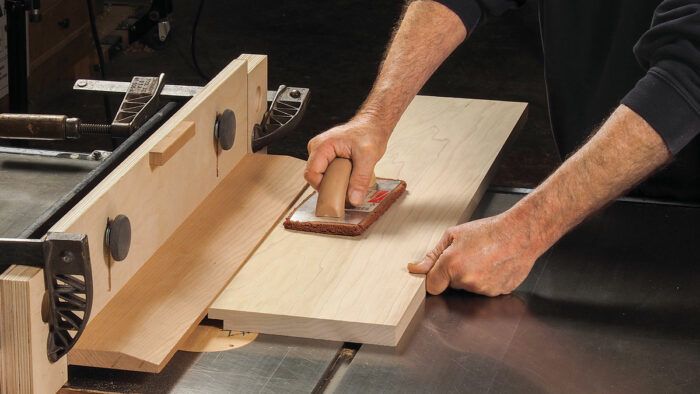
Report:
149,121,196,167
315,158,352,218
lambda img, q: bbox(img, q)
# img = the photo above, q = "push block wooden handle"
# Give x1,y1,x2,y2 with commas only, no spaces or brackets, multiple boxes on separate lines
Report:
315,158,352,218
149,121,196,167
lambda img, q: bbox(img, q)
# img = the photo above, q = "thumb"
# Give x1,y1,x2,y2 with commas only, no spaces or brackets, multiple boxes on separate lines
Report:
347,156,376,206
408,230,453,274
425,252,453,295
409,231,454,294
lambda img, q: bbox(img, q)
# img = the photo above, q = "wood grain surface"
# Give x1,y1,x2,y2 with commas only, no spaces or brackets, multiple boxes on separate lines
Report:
210,96,528,345
69,154,307,372
0,267,67,394
148,120,196,167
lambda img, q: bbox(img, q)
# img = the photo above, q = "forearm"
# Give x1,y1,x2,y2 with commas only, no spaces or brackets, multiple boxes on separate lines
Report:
510,105,671,253
358,0,467,134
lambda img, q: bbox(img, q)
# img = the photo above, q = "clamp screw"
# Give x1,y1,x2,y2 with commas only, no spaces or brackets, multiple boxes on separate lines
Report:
77,80,88,88
60,251,75,265
105,215,132,262
289,89,301,99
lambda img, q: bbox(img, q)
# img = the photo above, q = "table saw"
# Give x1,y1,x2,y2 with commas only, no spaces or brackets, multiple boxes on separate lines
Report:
62,192,700,393
1,54,698,394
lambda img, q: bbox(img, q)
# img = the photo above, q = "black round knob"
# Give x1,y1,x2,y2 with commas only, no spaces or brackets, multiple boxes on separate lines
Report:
289,89,301,99
105,214,131,262
215,109,236,151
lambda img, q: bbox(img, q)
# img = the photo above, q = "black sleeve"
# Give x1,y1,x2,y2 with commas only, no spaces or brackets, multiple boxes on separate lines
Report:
433,0,525,33
621,0,700,154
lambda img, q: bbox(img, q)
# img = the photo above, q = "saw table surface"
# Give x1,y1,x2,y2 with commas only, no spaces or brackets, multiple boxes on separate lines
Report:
64,191,700,393
0,152,98,238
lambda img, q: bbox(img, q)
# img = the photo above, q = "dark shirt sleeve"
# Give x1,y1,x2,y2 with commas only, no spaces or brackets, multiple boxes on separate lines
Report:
433,0,525,33
621,0,700,154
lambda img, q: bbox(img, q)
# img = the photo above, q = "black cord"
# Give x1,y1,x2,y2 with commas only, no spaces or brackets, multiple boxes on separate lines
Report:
191,0,210,81
86,0,112,122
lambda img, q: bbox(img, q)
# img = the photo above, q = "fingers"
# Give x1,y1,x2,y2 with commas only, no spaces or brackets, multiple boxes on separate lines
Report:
347,154,376,206
425,250,453,295
408,231,452,273
304,141,335,190
408,231,454,295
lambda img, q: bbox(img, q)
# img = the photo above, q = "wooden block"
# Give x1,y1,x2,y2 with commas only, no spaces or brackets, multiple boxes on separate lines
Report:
149,121,196,167
209,96,528,346
216,54,267,176
69,154,307,372
237,53,268,152
0,266,67,394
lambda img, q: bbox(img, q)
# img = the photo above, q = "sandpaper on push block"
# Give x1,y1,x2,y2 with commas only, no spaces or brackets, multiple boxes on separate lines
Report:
284,178,407,236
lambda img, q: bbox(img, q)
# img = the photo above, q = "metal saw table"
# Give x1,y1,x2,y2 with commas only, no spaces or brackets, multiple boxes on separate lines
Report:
62,191,700,393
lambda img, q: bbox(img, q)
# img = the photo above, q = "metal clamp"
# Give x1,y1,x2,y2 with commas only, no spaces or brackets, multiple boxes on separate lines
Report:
0,74,166,142
252,85,310,152
0,233,93,362
71,80,310,150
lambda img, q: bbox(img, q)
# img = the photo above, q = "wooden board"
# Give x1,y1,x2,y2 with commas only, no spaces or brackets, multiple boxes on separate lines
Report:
0,267,67,394
237,53,268,151
209,96,528,345
68,154,307,372
219,54,267,174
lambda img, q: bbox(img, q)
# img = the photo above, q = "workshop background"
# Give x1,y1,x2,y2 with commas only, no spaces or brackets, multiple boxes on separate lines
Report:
23,0,559,189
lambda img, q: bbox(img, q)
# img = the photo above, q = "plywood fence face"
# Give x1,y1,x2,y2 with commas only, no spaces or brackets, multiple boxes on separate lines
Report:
49,58,250,317
68,154,307,372
0,54,269,391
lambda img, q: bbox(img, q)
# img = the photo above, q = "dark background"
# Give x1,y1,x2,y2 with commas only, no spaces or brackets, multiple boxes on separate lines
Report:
37,0,560,188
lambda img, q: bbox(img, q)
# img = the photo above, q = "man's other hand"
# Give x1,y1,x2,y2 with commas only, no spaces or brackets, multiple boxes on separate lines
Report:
305,116,389,206
407,213,542,297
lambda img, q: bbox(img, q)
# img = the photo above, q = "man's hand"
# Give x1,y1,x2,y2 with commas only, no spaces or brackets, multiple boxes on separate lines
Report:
408,213,541,297
409,105,670,298
305,116,389,206
304,0,467,206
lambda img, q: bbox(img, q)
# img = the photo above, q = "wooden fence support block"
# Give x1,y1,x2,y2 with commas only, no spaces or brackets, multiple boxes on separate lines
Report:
1,266,67,394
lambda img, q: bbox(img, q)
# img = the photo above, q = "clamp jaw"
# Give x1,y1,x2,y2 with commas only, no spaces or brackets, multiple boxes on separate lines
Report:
0,74,166,141
70,78,311,151
0,214,131,362
0,76,310,152
252,85,310,152
0,234,92,362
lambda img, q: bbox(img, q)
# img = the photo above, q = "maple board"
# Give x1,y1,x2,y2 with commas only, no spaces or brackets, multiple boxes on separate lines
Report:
209,96,528,345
